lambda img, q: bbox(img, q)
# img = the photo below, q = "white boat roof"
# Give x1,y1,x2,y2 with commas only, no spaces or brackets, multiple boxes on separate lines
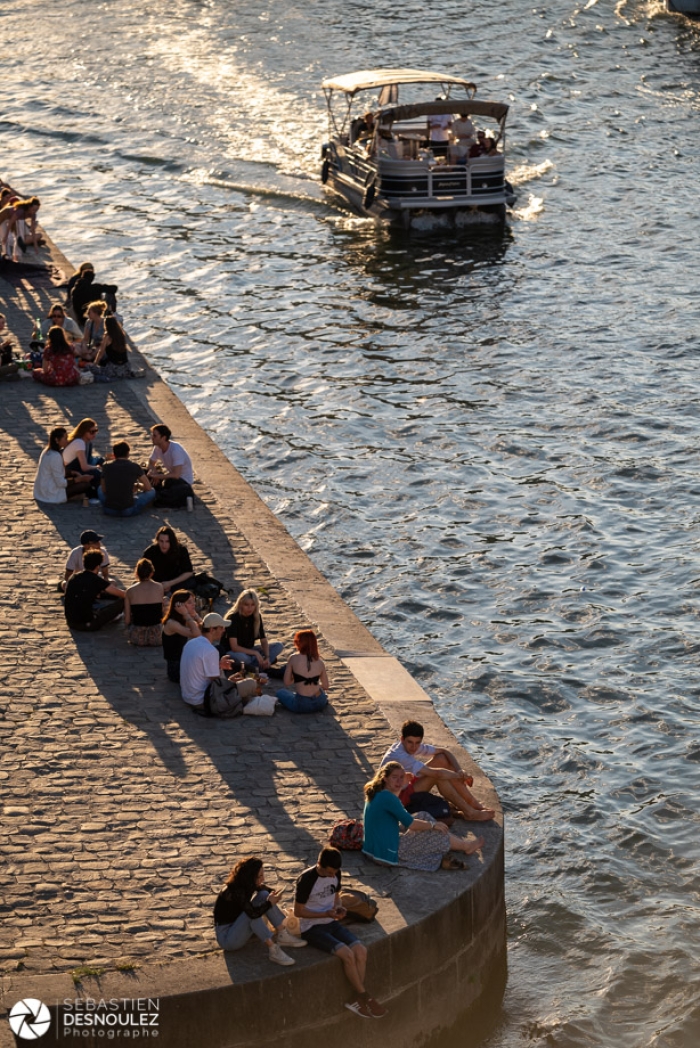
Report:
322,69,477,96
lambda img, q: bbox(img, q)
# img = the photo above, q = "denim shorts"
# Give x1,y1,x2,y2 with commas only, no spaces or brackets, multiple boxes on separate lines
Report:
301,919,359,954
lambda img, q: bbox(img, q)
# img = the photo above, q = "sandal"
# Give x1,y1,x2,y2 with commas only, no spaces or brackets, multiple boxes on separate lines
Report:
441,855,467,871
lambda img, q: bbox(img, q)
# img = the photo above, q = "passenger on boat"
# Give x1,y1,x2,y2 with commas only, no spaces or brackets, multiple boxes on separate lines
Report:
376,126,402,160
484,136,499,156
448,113,476,164
469,131,488,158
427,100,452,156
352,110,375,145
452,114,476,144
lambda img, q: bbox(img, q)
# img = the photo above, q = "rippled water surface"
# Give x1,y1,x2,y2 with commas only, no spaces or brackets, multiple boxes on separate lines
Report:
3,0,700,1044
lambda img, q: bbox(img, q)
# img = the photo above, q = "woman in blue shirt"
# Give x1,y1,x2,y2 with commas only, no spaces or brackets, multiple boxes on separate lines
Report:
362,762,485,871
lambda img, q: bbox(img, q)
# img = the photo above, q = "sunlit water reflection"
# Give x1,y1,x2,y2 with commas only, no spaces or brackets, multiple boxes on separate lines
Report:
3,0,700,1044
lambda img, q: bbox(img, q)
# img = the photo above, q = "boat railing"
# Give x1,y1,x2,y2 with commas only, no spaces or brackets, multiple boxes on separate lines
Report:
377,155,505,202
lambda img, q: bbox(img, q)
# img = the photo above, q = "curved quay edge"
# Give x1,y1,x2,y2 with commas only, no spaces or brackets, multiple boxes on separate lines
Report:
0,232,506,1048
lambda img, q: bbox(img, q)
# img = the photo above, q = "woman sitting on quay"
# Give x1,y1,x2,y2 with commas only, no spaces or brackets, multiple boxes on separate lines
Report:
214,856,306,967
362,762,484,871
63,418,103,499
32,326,81,387
40,303,81,344
33,426,93,504
87,313,133,381
78,301,107,362
276,629,329,713
142,526,195,595
222,588,283,672
161,589,202,682
124,559,164,647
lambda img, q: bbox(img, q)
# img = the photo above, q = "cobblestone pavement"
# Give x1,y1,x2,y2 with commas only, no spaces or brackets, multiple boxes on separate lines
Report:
0,263,393,979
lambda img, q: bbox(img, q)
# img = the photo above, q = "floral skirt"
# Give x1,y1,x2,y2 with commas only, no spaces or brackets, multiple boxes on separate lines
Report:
127,624,163,647
398,811,450,872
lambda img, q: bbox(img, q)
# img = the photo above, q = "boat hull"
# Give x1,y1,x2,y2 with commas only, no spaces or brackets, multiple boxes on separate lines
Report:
323,142,511,226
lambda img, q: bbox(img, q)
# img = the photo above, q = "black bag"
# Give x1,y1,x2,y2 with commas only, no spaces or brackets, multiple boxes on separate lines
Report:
206,675,245,718
193,572,225,601
154,477,194,508
405,791,452,821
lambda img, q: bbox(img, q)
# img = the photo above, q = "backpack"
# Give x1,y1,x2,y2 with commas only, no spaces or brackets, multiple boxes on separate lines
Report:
207,675,245,718
339,889,378,923
329,818,363,851
193,571,225,602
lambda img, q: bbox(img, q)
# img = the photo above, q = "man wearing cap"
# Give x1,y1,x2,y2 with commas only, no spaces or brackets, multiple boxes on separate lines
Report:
179,613,235,716
64,550,126,632
63,530,111,590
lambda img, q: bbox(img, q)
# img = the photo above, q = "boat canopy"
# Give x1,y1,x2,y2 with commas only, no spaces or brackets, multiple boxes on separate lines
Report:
322,69,477,96
379,99,509,124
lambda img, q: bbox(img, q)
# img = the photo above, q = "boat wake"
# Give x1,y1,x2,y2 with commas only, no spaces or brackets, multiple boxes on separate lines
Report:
508,158,554,186
512,195,545,220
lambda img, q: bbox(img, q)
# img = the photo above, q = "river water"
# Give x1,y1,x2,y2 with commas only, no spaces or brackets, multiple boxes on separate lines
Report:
3,1,700,1045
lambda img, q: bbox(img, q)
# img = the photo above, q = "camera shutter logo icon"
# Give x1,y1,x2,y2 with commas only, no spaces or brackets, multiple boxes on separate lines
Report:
8,999,51,1040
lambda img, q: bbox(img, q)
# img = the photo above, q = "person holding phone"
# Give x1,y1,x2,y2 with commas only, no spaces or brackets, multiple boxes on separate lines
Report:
294,847,387,1019
214,856,307,967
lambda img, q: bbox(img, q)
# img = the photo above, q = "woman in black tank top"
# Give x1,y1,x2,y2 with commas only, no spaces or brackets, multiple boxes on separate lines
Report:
276,629,329,714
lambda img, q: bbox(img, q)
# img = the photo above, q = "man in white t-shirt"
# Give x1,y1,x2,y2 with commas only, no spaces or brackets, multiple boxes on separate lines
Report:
147,423,195,507
380,719,495,822
180,613,234,715
294,848,386,1020
63,529,110,590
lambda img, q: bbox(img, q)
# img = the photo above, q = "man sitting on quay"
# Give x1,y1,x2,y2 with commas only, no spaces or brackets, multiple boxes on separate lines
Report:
62,529,111,591
179,612,234,716
99,441,156,517
380,719,496,822
147,423,195,508
294,847,386,1020
64,550,126,632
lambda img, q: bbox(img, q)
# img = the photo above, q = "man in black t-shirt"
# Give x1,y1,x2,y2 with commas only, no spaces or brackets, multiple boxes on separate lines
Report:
99,440,156,517
64,550,126,632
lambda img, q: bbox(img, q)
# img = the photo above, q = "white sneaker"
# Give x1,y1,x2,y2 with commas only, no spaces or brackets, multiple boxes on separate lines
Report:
268,943,295,967
276,928,307,948
88,498,101,506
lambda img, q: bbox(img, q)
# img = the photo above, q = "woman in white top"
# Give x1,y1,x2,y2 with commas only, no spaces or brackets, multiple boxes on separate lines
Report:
78,301,107,362
40,303,81,343
62,417,103,498
33,427,93,504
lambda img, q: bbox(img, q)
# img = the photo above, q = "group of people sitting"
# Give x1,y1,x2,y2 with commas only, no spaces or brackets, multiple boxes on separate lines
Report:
29,262,137,385
0,186,139,385
214,718,494,1018
33,420,195,514
353,107,500,164
0,188,42,260
46,503,330,720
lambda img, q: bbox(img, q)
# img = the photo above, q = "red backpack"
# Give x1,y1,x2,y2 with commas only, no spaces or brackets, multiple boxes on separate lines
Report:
329,818,363,850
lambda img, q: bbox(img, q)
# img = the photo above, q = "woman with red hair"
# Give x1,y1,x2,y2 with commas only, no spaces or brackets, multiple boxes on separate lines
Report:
276,629,329,714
